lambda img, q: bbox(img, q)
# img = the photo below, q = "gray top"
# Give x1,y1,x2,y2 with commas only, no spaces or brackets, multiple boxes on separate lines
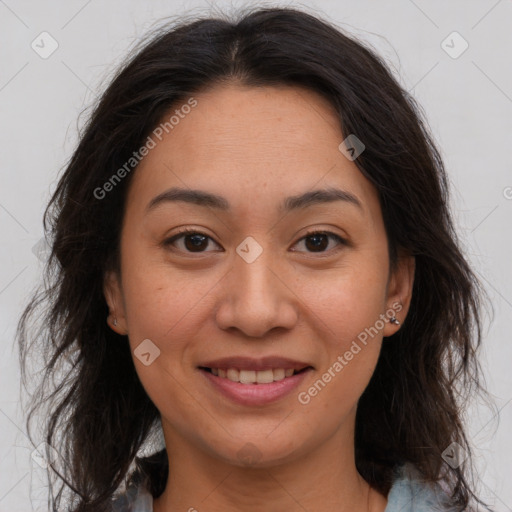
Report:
111,462,459,511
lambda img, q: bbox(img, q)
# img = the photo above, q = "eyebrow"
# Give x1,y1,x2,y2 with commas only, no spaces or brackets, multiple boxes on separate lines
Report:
145,186,363,214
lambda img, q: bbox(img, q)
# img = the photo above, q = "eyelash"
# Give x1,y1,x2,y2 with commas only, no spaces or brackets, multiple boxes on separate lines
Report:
163,228,347,255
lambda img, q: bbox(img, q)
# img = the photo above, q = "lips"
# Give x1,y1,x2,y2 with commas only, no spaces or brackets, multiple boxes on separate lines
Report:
199,356,311,371
205,367,304,384
198,356,313,405
199,356,311,383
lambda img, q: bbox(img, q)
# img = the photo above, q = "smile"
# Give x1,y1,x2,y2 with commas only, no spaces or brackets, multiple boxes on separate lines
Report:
198,357,313,406
203,367,307,384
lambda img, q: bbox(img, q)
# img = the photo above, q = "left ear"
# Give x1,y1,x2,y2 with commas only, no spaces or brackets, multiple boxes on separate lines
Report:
382,249,415,337
103,270,128,335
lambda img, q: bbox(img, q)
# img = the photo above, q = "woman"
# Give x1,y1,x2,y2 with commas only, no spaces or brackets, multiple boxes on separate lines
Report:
17,6,496,512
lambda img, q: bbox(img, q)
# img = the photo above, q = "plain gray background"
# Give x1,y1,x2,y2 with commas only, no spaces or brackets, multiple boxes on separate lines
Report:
1,0,511,510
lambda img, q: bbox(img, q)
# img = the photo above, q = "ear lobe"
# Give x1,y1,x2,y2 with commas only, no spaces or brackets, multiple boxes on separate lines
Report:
103,270,127,335
383,251,415,337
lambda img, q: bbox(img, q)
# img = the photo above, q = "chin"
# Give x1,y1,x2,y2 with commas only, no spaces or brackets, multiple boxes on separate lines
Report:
206,432,311,470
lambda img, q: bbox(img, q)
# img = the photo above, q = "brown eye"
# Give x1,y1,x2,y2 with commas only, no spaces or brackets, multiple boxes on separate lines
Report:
292,231,346,253
164,230,221,253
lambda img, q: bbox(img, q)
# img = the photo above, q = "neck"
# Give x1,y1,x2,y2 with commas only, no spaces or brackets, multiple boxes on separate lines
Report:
152,415,388,512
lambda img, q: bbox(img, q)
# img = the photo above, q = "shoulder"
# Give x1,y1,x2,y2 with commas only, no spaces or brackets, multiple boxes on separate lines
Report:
385,463,459,512
111,482,154,512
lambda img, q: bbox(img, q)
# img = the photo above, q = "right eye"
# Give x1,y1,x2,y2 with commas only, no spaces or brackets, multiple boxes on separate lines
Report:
163,229,223,253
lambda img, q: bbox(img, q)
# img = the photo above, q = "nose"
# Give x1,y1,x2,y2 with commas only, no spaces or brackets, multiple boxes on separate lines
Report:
214,244,299,338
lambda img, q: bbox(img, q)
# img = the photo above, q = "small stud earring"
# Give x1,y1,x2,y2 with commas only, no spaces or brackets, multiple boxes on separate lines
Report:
390,316,400,326
113,317,118,327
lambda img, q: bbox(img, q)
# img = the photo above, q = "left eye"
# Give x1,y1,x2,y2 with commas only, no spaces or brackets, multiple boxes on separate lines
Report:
163,229,221,253
291,231,346,253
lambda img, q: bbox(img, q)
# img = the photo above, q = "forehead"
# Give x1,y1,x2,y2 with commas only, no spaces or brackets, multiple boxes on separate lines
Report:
162,84,343,170
126,83,380,222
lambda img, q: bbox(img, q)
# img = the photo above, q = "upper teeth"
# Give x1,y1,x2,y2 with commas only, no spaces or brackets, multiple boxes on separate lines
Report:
211,368,295,384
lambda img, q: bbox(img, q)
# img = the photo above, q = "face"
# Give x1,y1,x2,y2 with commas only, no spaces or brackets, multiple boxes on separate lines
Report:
104,83,414,468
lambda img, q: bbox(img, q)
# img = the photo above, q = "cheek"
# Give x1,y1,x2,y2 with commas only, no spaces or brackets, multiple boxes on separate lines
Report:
294,260,387,405
120,259,209,418
123,264,207,353
297,259,388,347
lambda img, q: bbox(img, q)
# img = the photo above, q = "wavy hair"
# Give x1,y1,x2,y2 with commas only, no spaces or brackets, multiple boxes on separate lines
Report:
16,5,497,511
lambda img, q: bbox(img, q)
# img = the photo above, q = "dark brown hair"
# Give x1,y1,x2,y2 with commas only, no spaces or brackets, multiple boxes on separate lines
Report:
16,5,497,511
